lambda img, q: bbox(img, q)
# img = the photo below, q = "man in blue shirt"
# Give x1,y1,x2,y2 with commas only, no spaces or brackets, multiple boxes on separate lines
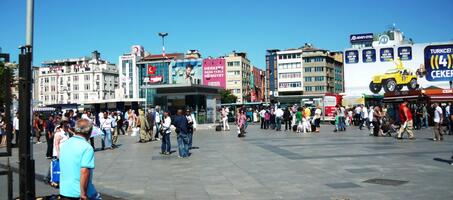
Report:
59,119,98,199
173,109,189,158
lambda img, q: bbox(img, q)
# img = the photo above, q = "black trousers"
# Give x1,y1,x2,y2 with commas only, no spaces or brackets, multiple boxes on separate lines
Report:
284,119,291,130
260,117,265,129
45,133,53,157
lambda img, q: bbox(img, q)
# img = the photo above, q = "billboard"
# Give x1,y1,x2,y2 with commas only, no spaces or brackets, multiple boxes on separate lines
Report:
345,50,359,64
362,49,376,63
424,44,453,82
202,58,226,88
398,46,412,61
171,59,203,84
350,33,374,43
380,48,394,62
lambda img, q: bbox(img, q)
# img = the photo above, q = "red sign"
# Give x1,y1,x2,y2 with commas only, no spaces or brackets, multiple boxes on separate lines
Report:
144,76,163,83
147,64,156,75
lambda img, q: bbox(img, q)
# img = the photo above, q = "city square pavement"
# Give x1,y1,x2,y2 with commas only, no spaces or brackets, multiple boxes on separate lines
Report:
1,123,453,200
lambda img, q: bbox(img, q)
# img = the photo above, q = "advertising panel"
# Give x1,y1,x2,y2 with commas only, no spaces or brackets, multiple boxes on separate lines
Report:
202,58,226,88
147,64,156,75
424,44,453,81
362,49,376,63
350,33,374,43
398,46,412,61
345,50,359,64
171,59,203,84
380,48,394,62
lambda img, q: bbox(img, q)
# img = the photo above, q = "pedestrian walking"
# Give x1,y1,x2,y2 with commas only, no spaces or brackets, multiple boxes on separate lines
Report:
259,108,266,129
99,111,114,150
446,102,452,135
59,119,100,200
160,111,171,155
12,112,19,146
238,110,247,137
397,100,415,140
154,106,162,141
146,108,155,140
111,112,120,147
283,108,291,131
45,115,56,159
174,109,190,157
275,107,284,131
186,109,197,149
138,109,151,143
359,106,369,130
33,114,44,143
222,107,230,131
314,106,322,133
422,104,429,128
0,115,6,147
432,103,444,141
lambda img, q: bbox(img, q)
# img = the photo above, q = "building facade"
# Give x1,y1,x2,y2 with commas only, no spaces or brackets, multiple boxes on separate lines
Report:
37,51,118,106
224,51,251,103
265,49,279,101
302,45,344,95
136,53,184,105
251,66,265,102
276,49,304,96
118,45,145,99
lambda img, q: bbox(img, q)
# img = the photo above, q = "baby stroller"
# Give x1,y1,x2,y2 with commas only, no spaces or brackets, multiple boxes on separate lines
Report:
380,116,399,137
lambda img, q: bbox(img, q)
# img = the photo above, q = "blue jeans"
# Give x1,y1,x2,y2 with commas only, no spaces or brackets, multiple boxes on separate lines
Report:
188,132,193,149
423,116,429,128
275,117,282,130
101,129,112,149
177,134,189,157
161,133,171,153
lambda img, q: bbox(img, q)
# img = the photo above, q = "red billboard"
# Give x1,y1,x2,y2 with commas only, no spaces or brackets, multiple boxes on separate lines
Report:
147,64,156,75
202,58,226,88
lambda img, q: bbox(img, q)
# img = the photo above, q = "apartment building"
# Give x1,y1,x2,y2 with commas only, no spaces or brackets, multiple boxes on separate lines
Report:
224,51,251,103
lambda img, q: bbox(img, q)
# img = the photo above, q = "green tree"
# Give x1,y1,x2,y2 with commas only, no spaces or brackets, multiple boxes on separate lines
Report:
220,90,237,103
0,62,13,107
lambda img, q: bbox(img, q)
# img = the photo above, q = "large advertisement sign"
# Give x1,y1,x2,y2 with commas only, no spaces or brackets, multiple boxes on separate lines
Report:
202,58,226,88
380,48,394,62
350,33,374,43
362,49,376,63
171,59,203,84
147,64,156,75
424,44,453,81
398,46,412,61
345,50,359,64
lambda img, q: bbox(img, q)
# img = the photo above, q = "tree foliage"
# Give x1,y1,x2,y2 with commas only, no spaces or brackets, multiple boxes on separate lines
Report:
0,62,13,107
220,90,237,103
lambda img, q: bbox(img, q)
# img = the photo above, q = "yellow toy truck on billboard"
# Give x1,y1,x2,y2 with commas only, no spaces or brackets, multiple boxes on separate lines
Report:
369,57,419,93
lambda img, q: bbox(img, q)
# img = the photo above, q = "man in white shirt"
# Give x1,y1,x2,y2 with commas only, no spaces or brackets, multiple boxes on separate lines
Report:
275,107,284,131
360,106,369,130
99,111,114,150
13,112,19,145
259,108,266,129
154,106,162,141
432,103,444,141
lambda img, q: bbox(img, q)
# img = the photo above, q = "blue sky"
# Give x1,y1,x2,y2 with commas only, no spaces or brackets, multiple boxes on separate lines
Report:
1,0,453,69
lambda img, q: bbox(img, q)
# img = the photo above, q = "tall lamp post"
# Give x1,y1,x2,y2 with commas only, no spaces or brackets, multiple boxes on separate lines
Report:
155,32,168,109
18,0,36,199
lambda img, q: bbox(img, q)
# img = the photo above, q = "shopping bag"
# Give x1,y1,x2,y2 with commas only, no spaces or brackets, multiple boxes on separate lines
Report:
50,159,60,183
91,126,104,138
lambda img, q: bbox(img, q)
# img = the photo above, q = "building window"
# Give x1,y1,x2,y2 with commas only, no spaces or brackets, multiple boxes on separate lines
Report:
315,86,325,91
73,76,79,81
304,67,312,72
278,62,301,70
314,76,325,81
50,85,55,92
73,94,79,100
305,86,313,91
279,72,301,79
227,70,241,76
84,84,90,90
314,67,324,72
304,77,312,82
73,85,79,91
279,81,301,88
84,93,89,100
84,75,90,81
51,95,56,101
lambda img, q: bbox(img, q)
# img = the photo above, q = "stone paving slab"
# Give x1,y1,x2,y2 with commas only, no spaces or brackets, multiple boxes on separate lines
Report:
1,124,453,199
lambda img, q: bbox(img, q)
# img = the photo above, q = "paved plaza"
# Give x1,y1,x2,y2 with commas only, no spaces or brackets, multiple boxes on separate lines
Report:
1,124,453,200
